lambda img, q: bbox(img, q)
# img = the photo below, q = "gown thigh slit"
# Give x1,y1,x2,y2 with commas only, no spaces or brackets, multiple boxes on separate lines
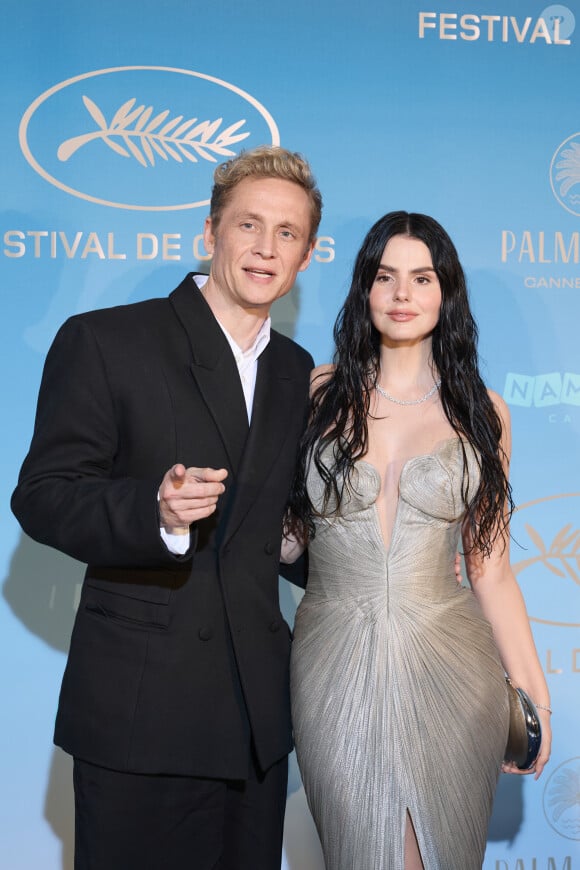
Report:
291,438,509,870
404,811,425,870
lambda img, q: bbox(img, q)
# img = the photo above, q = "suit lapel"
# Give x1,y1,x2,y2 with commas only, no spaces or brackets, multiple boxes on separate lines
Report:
169,275,249,471
221,337,296,546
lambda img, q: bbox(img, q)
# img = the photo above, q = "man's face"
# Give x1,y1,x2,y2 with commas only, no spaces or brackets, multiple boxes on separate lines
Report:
203,177,315,317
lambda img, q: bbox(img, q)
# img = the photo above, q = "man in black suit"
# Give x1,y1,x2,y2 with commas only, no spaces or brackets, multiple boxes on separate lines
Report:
11,146,322,870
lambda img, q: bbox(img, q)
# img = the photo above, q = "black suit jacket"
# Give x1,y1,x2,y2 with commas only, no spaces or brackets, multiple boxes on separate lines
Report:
11,274,313,778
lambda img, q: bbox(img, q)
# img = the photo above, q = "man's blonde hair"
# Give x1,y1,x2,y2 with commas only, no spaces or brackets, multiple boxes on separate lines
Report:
210,145,322,242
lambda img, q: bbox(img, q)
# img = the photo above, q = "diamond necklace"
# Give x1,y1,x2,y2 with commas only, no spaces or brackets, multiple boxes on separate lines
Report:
375,378,441,406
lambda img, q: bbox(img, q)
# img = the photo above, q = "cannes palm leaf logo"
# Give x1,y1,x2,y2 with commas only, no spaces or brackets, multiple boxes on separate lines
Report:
547,765,580,823
513,523,580,583
554,140,580,198
57,95,251,166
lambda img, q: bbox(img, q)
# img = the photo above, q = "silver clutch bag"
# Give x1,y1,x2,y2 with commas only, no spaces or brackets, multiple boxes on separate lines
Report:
504,678,542,770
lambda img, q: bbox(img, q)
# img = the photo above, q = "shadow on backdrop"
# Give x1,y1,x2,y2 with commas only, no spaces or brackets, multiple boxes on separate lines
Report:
3,533,81,869
488,773,525,842
3,532,82,653
45,749,75,870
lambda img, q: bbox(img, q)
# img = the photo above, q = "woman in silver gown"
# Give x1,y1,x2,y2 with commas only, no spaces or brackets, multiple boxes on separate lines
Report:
286,212,552,869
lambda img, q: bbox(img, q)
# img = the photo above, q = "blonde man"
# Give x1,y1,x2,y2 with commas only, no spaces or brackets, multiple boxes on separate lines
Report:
13,146,322,870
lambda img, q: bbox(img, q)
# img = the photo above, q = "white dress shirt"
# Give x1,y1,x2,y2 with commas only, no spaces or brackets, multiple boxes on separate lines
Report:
160,274,271,554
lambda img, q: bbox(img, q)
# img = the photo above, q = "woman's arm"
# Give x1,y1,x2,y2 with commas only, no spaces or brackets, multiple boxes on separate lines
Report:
463,392,552,777
281,365,334,565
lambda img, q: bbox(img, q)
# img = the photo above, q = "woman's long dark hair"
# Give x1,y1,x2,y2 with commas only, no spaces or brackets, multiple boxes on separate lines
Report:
289,211,513,556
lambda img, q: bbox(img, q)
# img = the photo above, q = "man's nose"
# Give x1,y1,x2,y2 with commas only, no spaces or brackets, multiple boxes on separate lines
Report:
252,229,276,258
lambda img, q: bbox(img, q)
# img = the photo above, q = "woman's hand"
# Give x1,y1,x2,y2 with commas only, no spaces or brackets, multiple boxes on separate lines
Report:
502,708,552,778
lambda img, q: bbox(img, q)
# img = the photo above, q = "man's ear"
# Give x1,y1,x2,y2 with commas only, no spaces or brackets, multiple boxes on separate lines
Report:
299,239,316,272
203,216,216,254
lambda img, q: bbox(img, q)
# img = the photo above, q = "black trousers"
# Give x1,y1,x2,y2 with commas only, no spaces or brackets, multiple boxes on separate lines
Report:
73,755,288,870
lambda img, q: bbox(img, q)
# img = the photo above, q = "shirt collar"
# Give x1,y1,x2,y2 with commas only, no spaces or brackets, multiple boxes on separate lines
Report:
191,273,271,362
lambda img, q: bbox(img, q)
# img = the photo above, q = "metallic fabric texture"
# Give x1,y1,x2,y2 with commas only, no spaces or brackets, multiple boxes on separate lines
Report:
291,438,509,869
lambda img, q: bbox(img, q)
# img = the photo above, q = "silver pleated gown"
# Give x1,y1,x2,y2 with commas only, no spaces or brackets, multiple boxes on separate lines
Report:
290,438,509,869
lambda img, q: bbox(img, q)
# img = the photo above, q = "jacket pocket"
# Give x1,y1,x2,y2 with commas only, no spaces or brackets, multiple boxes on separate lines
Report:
83,588,171,630
85,565,191,604
82,565,190,630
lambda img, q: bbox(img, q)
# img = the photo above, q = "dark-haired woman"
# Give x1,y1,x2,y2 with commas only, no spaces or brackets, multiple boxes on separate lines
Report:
286,212,551,869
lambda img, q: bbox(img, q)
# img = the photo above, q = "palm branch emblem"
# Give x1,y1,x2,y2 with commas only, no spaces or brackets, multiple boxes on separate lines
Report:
57,96,250,166
544,759,580,839
550,133,580,216
554,140,580,198
513,523,580,585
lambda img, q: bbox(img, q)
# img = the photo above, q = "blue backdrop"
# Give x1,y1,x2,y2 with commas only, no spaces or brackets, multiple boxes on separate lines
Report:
2,2,579,867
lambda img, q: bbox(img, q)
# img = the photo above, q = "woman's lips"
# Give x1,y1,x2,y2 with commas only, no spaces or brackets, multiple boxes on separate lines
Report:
387,311,417,321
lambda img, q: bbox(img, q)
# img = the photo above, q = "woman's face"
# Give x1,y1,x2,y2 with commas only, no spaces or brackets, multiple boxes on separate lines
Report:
368,234,442,347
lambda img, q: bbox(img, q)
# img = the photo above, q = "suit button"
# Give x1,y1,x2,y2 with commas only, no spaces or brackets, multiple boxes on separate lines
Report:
198,627,213,641
264,542,274,555
269,619,281,633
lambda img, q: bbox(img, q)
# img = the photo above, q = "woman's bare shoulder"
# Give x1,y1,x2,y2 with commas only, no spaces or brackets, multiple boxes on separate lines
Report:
487,388,512,452
487,388,510,422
